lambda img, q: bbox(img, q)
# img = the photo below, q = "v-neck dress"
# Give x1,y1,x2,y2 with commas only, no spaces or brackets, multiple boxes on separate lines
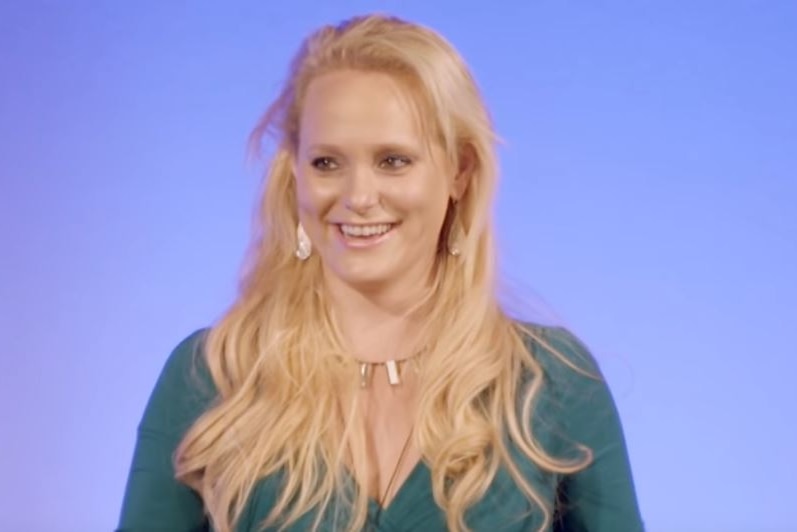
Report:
117,325,644,531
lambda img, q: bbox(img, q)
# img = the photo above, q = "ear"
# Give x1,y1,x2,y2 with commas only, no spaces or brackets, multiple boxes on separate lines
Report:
451,143,476,201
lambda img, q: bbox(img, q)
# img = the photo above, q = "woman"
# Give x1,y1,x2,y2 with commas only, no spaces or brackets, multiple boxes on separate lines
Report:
117,14,644,532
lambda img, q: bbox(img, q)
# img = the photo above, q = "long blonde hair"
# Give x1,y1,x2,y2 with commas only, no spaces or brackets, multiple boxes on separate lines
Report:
175,14,591,531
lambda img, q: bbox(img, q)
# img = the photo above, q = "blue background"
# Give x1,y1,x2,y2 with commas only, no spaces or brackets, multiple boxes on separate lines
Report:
1,1,795,530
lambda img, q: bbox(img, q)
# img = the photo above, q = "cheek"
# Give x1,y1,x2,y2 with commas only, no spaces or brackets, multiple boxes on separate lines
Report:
294,173,337,215
385,177,450,223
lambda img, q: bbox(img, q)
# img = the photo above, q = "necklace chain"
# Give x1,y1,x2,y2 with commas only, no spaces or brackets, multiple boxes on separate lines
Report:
355,352,420,507
377,426,415,508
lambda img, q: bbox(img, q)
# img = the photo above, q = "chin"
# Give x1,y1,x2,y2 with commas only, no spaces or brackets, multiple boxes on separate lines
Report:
338,270,393,290
331,261,397,291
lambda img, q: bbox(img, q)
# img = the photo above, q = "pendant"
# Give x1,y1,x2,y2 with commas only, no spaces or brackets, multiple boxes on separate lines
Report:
359,363,371,388
385,360,400,385
358,360,403,388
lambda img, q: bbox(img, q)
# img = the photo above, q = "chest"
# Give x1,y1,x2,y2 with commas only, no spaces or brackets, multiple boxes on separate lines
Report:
233,460,560,532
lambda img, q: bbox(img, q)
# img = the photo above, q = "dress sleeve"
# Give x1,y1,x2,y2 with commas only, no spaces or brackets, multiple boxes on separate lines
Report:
116,329,217,532
533,327,645,532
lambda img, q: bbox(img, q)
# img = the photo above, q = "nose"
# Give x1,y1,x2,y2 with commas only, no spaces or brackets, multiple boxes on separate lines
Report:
343,165,379,214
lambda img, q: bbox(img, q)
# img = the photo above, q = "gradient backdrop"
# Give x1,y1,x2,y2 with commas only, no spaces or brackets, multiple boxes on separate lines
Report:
1,1,795,531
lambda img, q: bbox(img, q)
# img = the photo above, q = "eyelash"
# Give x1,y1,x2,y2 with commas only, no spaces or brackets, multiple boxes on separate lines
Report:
310,155,412,171
311,157,337,170
381,155,411,169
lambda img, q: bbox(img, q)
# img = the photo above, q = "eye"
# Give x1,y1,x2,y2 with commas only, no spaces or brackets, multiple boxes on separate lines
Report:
311,157,339,171
380,155,411,170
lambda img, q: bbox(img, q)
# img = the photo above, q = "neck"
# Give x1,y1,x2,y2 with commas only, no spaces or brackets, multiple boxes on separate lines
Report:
323,270,430,364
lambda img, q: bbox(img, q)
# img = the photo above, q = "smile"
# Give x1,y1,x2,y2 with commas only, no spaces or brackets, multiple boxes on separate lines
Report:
339,223,394,237
335,223,397,248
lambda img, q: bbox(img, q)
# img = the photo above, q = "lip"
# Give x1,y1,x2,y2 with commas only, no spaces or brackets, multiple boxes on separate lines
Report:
333,222,398,249
334,221,397,226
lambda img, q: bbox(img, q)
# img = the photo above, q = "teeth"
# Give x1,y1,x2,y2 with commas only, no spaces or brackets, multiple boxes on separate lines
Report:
340,223,393,237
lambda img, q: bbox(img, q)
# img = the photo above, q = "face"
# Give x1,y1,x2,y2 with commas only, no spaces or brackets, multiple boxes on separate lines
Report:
292,70,465,294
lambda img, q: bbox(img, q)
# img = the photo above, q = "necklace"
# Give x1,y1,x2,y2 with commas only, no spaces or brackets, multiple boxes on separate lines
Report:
377,425,415,508
357,356,421,388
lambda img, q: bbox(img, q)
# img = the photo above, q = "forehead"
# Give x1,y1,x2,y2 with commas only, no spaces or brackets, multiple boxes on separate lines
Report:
297,70,427,150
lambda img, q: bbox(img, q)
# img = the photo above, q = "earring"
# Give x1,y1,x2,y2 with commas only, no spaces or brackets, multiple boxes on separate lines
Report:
295,222,312,260
447,206,464,257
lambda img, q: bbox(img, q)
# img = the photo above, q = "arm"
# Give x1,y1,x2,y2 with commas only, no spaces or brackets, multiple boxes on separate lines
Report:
535,327,645,532
116,329,216,532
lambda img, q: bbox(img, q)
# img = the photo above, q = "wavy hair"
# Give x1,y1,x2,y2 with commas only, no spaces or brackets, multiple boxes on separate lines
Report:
175,14,591,532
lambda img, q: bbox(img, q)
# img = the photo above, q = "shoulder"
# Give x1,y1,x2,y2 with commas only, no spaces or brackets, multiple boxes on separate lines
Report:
513,324,645,529
160,328,214,381
138,328,218,436
515,322,617,437
515,322,602,384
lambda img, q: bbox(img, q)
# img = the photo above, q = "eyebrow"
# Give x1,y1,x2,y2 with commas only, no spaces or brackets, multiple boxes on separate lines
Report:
304,142,423,155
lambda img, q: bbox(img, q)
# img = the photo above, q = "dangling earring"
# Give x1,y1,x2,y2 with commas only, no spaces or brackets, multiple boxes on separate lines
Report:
295,222,312,260
447,204,464,257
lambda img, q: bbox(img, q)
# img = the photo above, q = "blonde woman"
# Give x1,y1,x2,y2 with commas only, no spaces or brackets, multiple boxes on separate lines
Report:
118,14,644,532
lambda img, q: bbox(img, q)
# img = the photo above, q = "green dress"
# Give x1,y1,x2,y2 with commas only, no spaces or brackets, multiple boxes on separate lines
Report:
117,325,644,531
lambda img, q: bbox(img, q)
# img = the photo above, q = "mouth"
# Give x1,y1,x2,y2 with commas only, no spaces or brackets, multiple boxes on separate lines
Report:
335,222,398,247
